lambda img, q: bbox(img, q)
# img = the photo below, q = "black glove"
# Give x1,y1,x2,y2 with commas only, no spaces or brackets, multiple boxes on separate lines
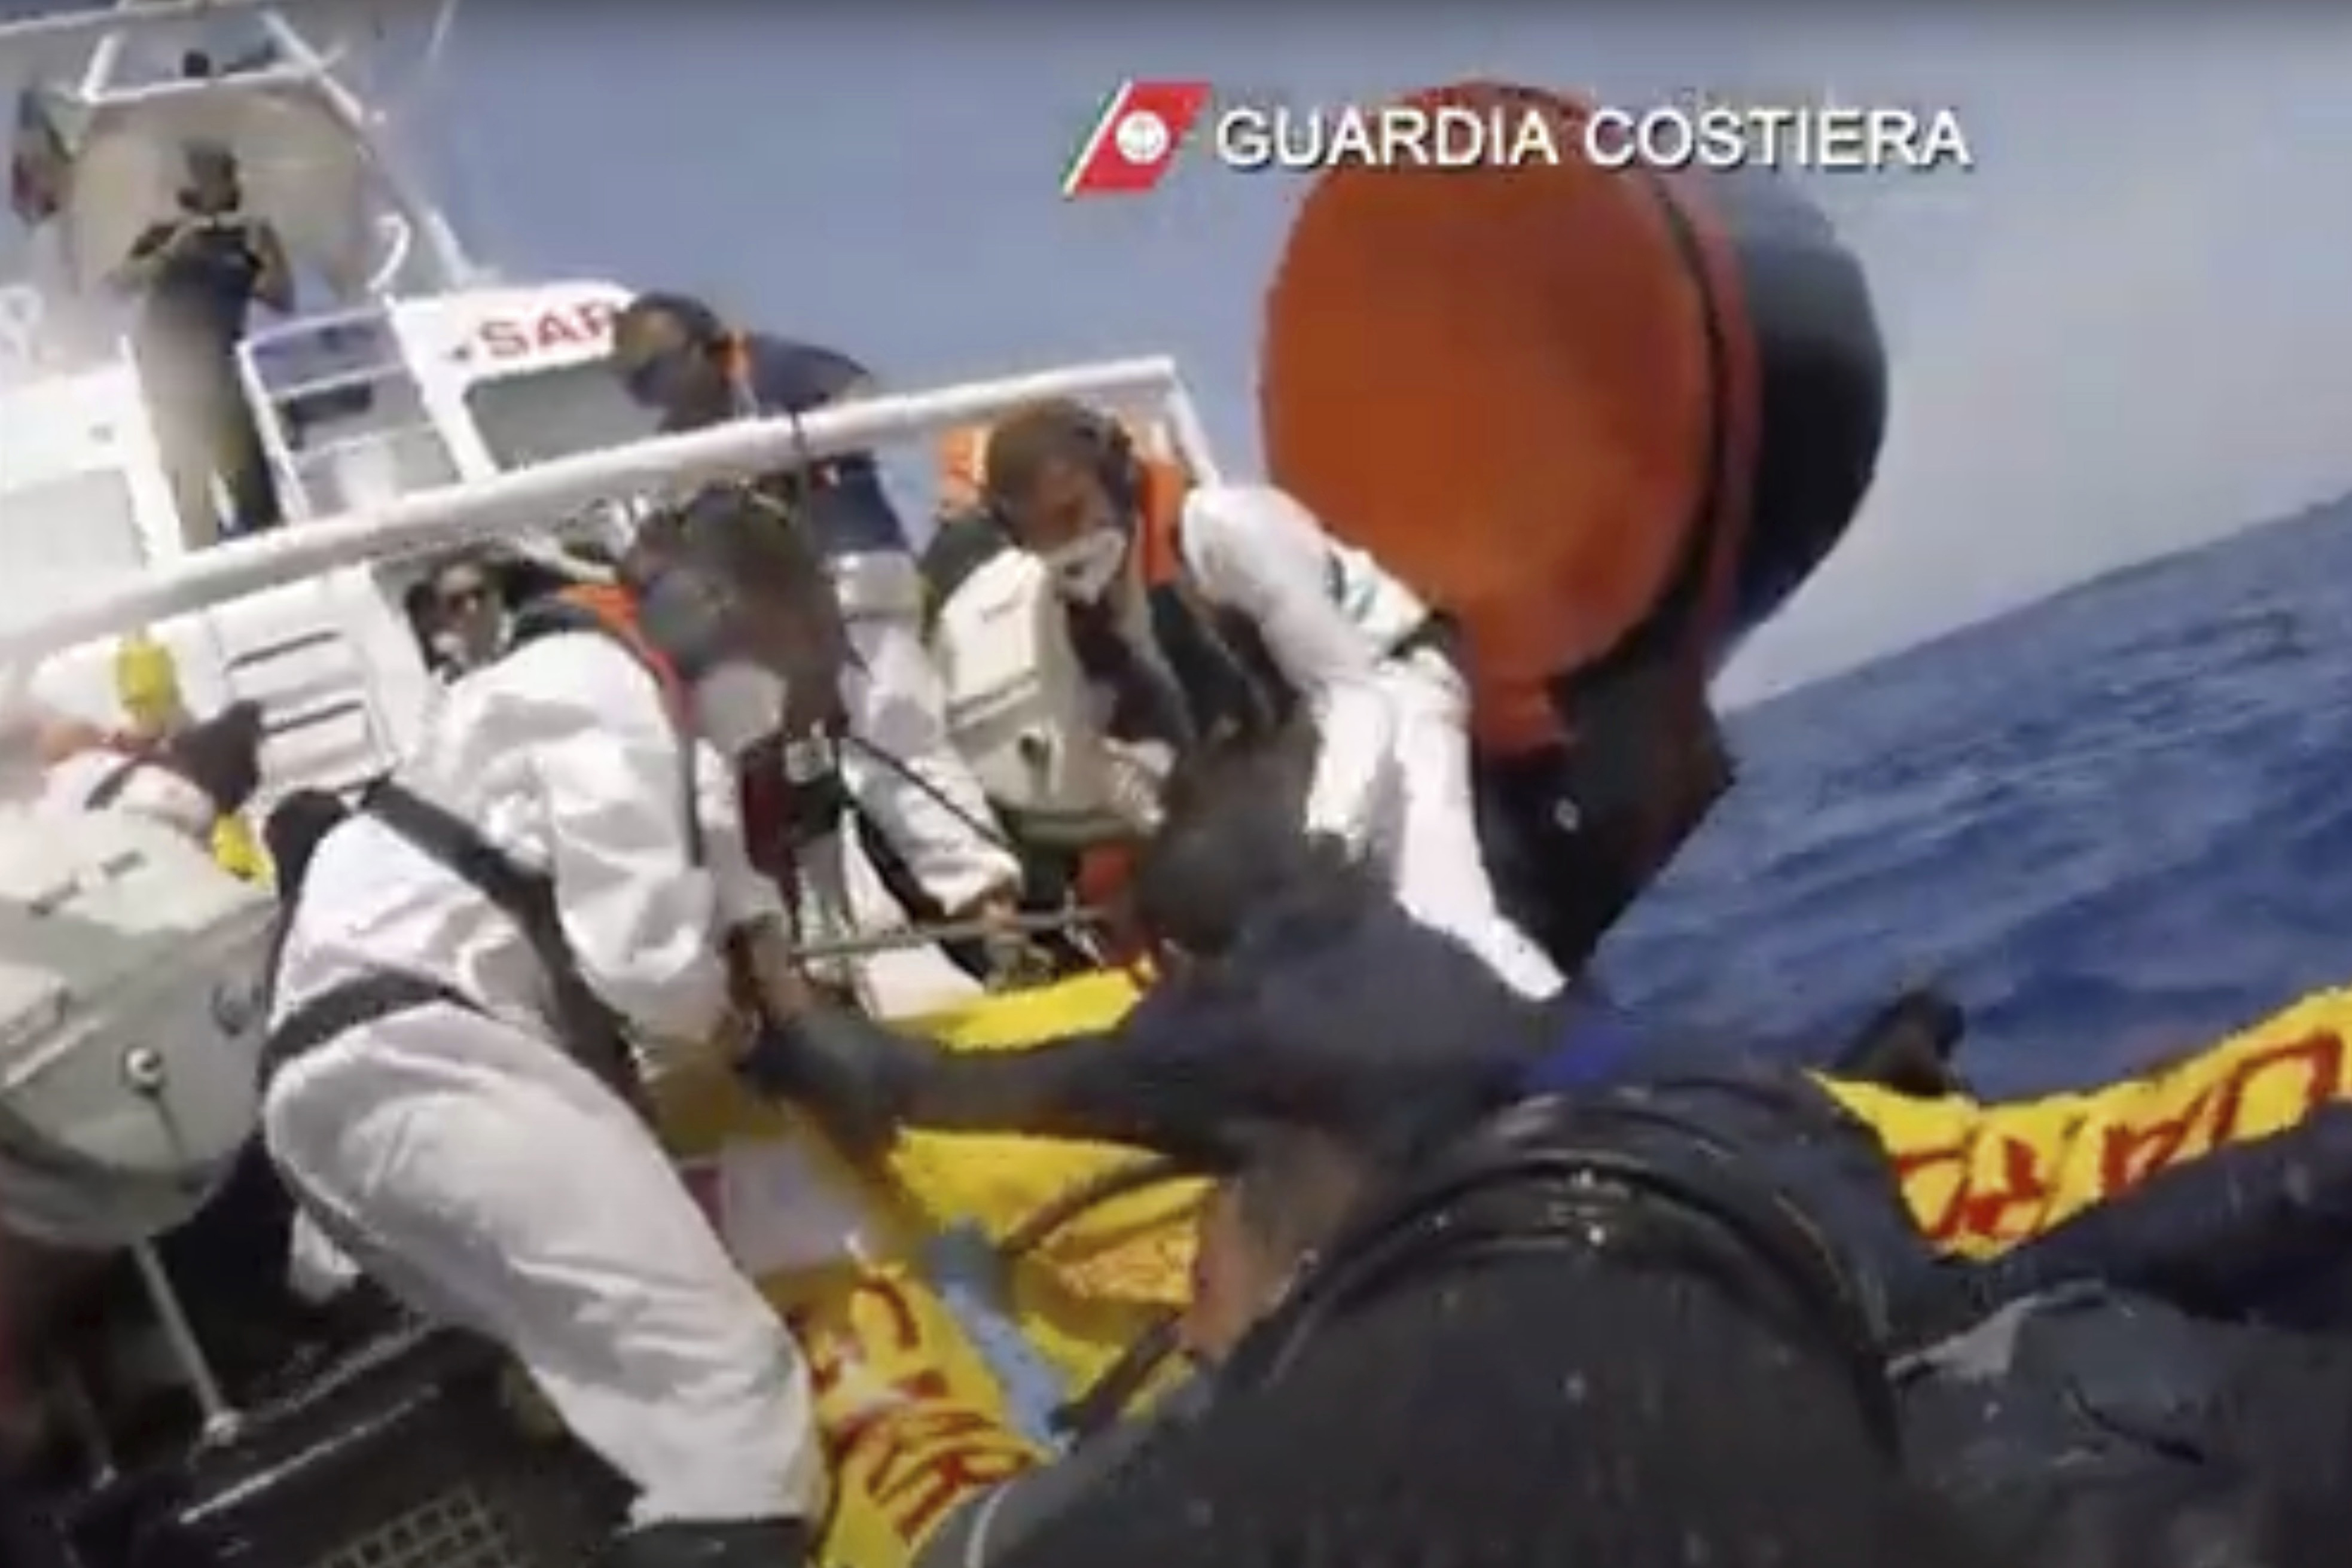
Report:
737,1005,941,1160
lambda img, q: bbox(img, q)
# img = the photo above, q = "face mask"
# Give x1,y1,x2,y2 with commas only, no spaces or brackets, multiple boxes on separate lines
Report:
689,660,788,757
1044,529,1130,603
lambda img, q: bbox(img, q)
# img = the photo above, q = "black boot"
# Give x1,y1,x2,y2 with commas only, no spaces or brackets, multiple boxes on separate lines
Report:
600,1518,813,1568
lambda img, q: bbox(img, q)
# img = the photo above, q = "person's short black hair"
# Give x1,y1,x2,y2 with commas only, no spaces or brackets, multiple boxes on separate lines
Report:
1128,726,1322,956
614,291,728,354
980,398,1127,513
1109,826,1551,1167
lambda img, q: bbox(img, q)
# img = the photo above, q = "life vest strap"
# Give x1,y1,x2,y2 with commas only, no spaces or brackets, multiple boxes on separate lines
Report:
84,755,148,810
260,590,713,1112
258,779,654,1115
511,584,689,713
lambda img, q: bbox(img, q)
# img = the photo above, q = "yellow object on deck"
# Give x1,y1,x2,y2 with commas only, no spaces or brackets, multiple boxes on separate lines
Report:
112,632,187,737
209,812,270,886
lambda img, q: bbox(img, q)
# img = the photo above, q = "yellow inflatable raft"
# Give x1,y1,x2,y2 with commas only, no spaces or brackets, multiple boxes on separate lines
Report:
657,969,2352,1567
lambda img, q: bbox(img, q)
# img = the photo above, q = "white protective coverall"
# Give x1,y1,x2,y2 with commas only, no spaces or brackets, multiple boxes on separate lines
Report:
709,352,1020,918
41,748,216,841
825,547,1023,918
1166,484,1564,1000
261,633,826,1527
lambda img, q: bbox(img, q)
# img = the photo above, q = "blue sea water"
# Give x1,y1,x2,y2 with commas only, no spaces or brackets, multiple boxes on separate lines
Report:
1603,498,2352,1097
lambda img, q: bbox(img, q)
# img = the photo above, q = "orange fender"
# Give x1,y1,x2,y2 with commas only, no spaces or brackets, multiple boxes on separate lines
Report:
1262,82,1886,758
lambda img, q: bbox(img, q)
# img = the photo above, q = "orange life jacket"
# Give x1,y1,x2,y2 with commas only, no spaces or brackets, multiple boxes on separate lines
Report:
524,581,849,890
530,582,690,716
1112,469,1299,746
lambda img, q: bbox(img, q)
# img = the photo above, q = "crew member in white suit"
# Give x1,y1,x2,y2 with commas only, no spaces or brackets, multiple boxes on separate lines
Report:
257,493,912,1568
977,398,1564,1001
608,292,1024,935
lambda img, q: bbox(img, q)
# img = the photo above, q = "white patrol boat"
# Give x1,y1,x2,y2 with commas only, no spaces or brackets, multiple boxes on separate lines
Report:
0,7,1226,1565
0,0,648,795
0,0,1224,977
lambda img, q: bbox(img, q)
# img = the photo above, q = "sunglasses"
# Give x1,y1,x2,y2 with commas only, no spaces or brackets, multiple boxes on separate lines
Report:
438,585,490,612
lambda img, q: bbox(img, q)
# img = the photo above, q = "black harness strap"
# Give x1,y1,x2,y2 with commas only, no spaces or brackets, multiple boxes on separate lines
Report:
259,970,474,1085
1151,517,1454,745
506,600,707,863
258,616,709,1112
85,755,151,810
257,782,652,1112
1387,611,1460,669
384,780,651,1108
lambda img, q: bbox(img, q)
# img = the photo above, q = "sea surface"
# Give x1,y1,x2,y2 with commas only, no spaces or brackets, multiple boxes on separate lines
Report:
1604,497,2352,1096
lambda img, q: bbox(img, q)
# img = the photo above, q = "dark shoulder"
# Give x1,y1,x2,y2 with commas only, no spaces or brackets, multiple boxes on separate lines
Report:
744,332,871,413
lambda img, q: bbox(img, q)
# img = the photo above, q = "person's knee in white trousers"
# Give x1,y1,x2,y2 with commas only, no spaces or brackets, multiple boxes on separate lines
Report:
261,1004,826,1529
1368,652,1566,1001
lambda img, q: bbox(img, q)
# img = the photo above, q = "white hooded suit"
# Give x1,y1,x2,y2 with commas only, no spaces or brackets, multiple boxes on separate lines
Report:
1064,484,1564,1000
261,631,825,1527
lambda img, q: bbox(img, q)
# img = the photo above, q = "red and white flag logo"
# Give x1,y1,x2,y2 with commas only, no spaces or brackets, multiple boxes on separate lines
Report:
1062,79,1213,199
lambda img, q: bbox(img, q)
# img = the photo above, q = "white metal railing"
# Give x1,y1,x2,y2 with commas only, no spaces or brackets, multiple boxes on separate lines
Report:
0,355,1212,667
0,0,290,52
364,211,413,296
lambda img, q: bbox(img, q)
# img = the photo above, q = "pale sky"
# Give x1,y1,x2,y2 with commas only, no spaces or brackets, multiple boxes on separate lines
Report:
22,4,2352,700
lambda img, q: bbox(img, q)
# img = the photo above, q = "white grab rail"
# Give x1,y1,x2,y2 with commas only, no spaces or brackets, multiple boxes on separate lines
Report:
0,0,288,52
364,212,414,296
0,354,1202,668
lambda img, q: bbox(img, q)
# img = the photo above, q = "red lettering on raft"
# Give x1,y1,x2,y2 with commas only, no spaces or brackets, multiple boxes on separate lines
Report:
868,1407,1037,1541
1893,1029,2352,1248
1888,1140,1970,1244
2097,1087,2211,1194
2211,1032,2344,1146
787,1274,1044,1546
1950,1133,2056,1243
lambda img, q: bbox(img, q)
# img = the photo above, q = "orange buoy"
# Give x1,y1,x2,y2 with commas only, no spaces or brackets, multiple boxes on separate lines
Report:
1261,81,1885,758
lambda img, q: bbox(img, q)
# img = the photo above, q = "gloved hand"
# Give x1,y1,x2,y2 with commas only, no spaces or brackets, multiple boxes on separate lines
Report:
737,1005,942,1161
